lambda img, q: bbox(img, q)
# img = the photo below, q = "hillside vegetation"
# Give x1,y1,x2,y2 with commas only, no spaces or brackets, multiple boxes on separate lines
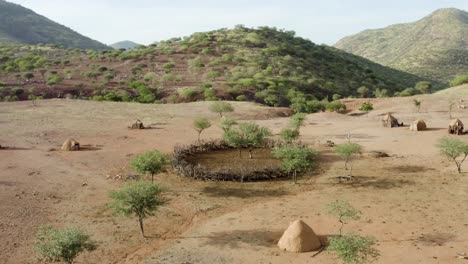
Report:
0,0,109,50
0,26,435,110
335,8,468,83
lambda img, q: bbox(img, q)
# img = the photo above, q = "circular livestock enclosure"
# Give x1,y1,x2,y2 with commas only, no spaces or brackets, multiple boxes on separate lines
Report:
173,140,289,182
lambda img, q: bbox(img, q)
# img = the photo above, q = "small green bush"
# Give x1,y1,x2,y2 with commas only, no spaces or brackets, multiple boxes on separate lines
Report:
326,101,347,112
451,75,468,87
178,87,198,100
47,76,63,85
236,95,247,101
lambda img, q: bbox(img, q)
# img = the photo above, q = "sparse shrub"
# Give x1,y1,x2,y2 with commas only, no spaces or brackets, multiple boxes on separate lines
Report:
305,100,326,113
209,101,234,118
373,88,389,98
332,94,342,101
399,88,420,97
178,87,198,100
436,137,468,173
359,102,373,115
23,72,34,80
334,142,363,177
273,146,317,183
357,86,369,98
415,81,432,94
92,95,104,101
450,75,468,87
204,88,217,101
236,94,247,101
193,117,212,143
35,226,95,264
328,234,379,264
131,150,168,183
109,181,165,237
326,101,347,112
280,128,300,144
162,62,175,69
290,113,307,130
47,76,63,85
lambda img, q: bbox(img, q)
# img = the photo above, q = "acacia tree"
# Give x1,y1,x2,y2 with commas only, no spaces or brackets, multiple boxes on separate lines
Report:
223,122,271,159
35,226,95,264
325,200,361,236
273,146,317,184
109,181,164,237
436,137,468,173
193,117,211,143
209,101,234,118
334,143,363,177
131,150,168,183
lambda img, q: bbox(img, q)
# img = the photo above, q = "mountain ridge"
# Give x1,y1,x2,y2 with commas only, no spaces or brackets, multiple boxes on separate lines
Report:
334,8,468,83
0,0,109,50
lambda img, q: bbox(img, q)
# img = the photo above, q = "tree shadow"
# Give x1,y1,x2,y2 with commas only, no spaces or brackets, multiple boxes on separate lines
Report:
424,128,446,132
348,112,366,117
197,230,333,250
202,186,289,199
417,233,455,246
79,146,102,151
386,165,435,173
344,176,415,190
0,146,32,150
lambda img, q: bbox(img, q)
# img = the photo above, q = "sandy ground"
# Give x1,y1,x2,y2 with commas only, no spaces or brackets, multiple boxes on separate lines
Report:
1,85,468,264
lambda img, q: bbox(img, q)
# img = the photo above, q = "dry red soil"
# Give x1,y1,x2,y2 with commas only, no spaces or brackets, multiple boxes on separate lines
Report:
1,85,468,264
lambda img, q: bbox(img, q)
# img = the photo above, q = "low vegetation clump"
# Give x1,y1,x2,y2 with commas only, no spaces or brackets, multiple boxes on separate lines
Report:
35,226,95,264
359,102,373,115
328,234,380,264
109,181,165,237
450,75,468,87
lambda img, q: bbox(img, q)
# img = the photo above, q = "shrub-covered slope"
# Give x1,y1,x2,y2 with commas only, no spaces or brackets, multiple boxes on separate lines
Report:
0,26,435,107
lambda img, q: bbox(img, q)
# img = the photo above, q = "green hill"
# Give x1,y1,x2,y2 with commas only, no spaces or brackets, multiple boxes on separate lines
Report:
0,26,436,108
110,41,140,50
335,8,468,84
0,0,109,50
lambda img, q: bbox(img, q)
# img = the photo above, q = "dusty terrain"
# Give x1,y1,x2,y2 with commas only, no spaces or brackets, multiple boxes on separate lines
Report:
1,85,468,264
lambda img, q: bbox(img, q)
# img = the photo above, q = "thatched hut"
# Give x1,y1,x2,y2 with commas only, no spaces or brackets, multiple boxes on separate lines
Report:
382,113,400,127
61,138,80,151
409,120,427,131
129,119,145,129
449,119,464,135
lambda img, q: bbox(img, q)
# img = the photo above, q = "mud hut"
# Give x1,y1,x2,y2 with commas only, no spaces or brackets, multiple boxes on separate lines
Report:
277,220,321,253
61,138,80,151
382,113,400,128
129,119,145,129
449,119,464,135
409,120,427,131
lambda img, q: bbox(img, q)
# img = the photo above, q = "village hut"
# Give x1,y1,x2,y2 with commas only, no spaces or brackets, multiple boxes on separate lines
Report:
449,119,464,135
409,120,427,131
129,119,145,129
61,138,80,151
277,220,321,253
382,113,400,128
